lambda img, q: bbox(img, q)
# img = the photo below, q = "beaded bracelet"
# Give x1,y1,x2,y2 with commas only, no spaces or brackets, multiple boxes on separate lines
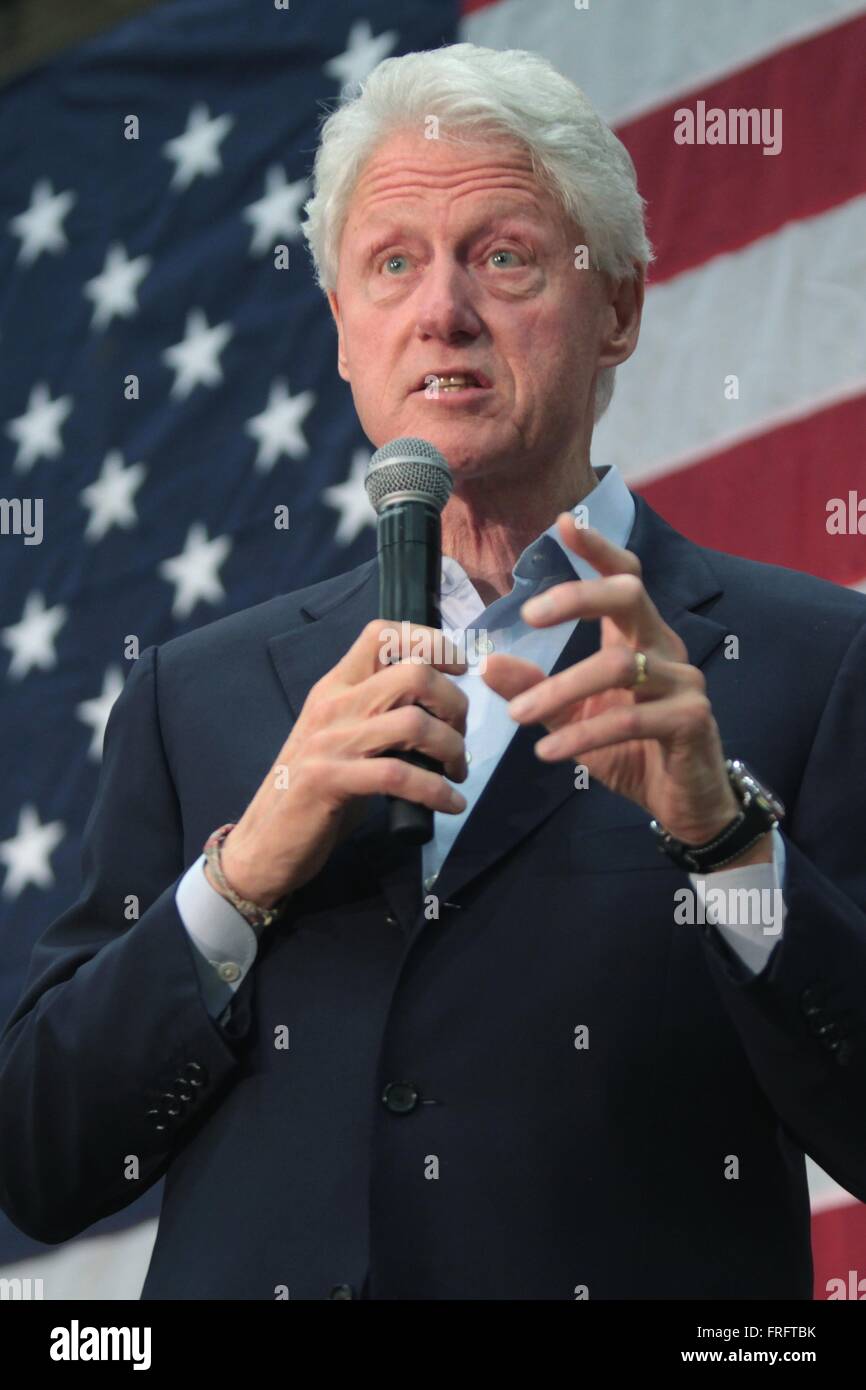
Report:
202,823,286,929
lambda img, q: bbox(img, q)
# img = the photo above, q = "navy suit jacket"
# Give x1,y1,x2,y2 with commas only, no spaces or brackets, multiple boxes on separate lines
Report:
2,493,866,1300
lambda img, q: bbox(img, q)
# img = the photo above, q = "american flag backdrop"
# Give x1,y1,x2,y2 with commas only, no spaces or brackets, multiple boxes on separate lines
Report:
1,0,865,1298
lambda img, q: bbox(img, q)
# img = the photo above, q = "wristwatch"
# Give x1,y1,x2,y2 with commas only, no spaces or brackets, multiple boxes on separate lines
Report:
650,759,785,873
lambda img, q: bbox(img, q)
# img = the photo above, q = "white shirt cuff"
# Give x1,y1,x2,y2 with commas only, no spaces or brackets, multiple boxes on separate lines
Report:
689,825,787,975
176,854,260,998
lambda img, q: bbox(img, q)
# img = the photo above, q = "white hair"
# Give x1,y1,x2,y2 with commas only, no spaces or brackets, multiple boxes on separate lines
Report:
301,43,653,421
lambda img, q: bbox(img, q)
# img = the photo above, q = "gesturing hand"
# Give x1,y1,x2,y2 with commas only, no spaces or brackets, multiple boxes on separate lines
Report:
481,516,743,847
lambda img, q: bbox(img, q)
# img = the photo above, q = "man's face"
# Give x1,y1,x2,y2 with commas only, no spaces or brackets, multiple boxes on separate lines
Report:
327,127,640,485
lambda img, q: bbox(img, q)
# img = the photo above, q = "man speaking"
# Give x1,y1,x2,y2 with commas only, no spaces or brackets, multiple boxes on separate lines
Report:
1,43,865,1300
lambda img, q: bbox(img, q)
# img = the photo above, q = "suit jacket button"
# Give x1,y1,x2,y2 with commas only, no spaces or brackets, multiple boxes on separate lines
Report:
179,1062,208,1087
330,1284,354,1299
828,1038,854,1066
382,1081,420,1114
384,914,398,926
800,986,829,1014
810,1018,837,1038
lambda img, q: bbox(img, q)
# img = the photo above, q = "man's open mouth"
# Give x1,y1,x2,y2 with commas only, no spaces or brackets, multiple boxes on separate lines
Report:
414,370,492,394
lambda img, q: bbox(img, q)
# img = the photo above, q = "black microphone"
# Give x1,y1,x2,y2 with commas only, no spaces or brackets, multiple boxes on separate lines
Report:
364,437,454,845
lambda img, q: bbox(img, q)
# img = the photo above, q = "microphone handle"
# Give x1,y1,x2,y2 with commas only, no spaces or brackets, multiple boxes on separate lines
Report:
377,500,443,846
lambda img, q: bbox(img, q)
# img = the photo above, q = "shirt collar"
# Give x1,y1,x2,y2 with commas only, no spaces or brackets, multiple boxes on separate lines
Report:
440,463,636,599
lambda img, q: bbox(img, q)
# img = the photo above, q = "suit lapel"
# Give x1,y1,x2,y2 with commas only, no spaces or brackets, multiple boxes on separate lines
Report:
265,494,730,935
266,559,424,931
266,560,379,711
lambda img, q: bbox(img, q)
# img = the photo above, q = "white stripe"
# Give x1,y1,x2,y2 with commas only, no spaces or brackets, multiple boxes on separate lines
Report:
462,0,866,125
807,1158,862,1213
592,195,866,485
0,1218,157,1299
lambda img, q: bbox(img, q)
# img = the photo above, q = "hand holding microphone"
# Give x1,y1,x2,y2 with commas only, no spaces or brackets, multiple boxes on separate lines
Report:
207,438,464,913
364,437,458,845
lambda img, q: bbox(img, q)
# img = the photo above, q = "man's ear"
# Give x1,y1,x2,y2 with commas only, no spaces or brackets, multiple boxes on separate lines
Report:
326,289,350,383
597,262,645,371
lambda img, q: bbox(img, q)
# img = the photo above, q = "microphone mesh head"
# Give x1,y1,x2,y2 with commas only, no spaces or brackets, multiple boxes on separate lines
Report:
364,437,453,515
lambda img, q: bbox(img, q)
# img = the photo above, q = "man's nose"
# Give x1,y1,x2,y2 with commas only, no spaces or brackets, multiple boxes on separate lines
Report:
414,257,482,341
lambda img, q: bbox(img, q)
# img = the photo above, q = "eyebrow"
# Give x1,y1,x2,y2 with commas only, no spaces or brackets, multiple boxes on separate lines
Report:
358,206,548,258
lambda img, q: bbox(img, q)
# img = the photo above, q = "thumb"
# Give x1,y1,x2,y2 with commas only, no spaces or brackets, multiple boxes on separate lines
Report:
480,653,546,702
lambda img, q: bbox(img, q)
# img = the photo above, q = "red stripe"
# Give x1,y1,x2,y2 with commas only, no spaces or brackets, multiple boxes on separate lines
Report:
637,393,866,588
615,13,866,284
811,1201,866,1299
460,0,499,13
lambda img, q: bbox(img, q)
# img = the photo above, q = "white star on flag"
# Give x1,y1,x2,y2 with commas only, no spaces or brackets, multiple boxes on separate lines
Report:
5,382,74,473
83,243,152,330
245,379,315,471
0,804,65,899
158,522,232,620
2,592,68,679
163,103,236,191
324,20,399,90
80,450,147,542
242,166,310,257
322,447,377,545
162,309,233,399
8,179,76,265
76,666,126,762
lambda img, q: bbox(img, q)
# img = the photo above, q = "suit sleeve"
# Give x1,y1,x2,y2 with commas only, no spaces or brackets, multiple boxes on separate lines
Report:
0,643,255,1244
699,617,866,1202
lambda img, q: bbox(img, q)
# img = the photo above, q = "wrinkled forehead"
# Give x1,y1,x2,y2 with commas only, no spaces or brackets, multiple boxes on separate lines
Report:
342,127,564,240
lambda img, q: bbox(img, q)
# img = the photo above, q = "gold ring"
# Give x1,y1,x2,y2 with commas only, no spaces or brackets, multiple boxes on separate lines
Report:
633,650,649,686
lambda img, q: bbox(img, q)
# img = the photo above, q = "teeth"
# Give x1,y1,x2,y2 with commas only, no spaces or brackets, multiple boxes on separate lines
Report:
433,375,476,388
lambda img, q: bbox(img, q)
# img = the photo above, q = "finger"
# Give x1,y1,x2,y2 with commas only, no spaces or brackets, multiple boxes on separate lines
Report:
533,690,714,760
333,619,469,688
311,756,467,814
479,651,547,703
508,648,704,724
324,637,468,734
367,659,469,736
520,573,668,651
313,706,468,782
554,514,642,579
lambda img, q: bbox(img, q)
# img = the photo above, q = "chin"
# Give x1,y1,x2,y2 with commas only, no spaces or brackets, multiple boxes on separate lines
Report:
397,412,503,471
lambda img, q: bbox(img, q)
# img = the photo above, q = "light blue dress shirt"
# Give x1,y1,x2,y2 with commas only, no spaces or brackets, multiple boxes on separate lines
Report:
177,464,786,1020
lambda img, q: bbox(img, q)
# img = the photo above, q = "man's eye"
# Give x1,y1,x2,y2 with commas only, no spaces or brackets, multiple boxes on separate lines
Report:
488,248,523,268
382,254,409,275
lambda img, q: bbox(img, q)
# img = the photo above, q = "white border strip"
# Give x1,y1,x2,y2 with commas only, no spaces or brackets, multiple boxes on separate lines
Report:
592,195,866,484
0,1218,157,1300
463,0,866,126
